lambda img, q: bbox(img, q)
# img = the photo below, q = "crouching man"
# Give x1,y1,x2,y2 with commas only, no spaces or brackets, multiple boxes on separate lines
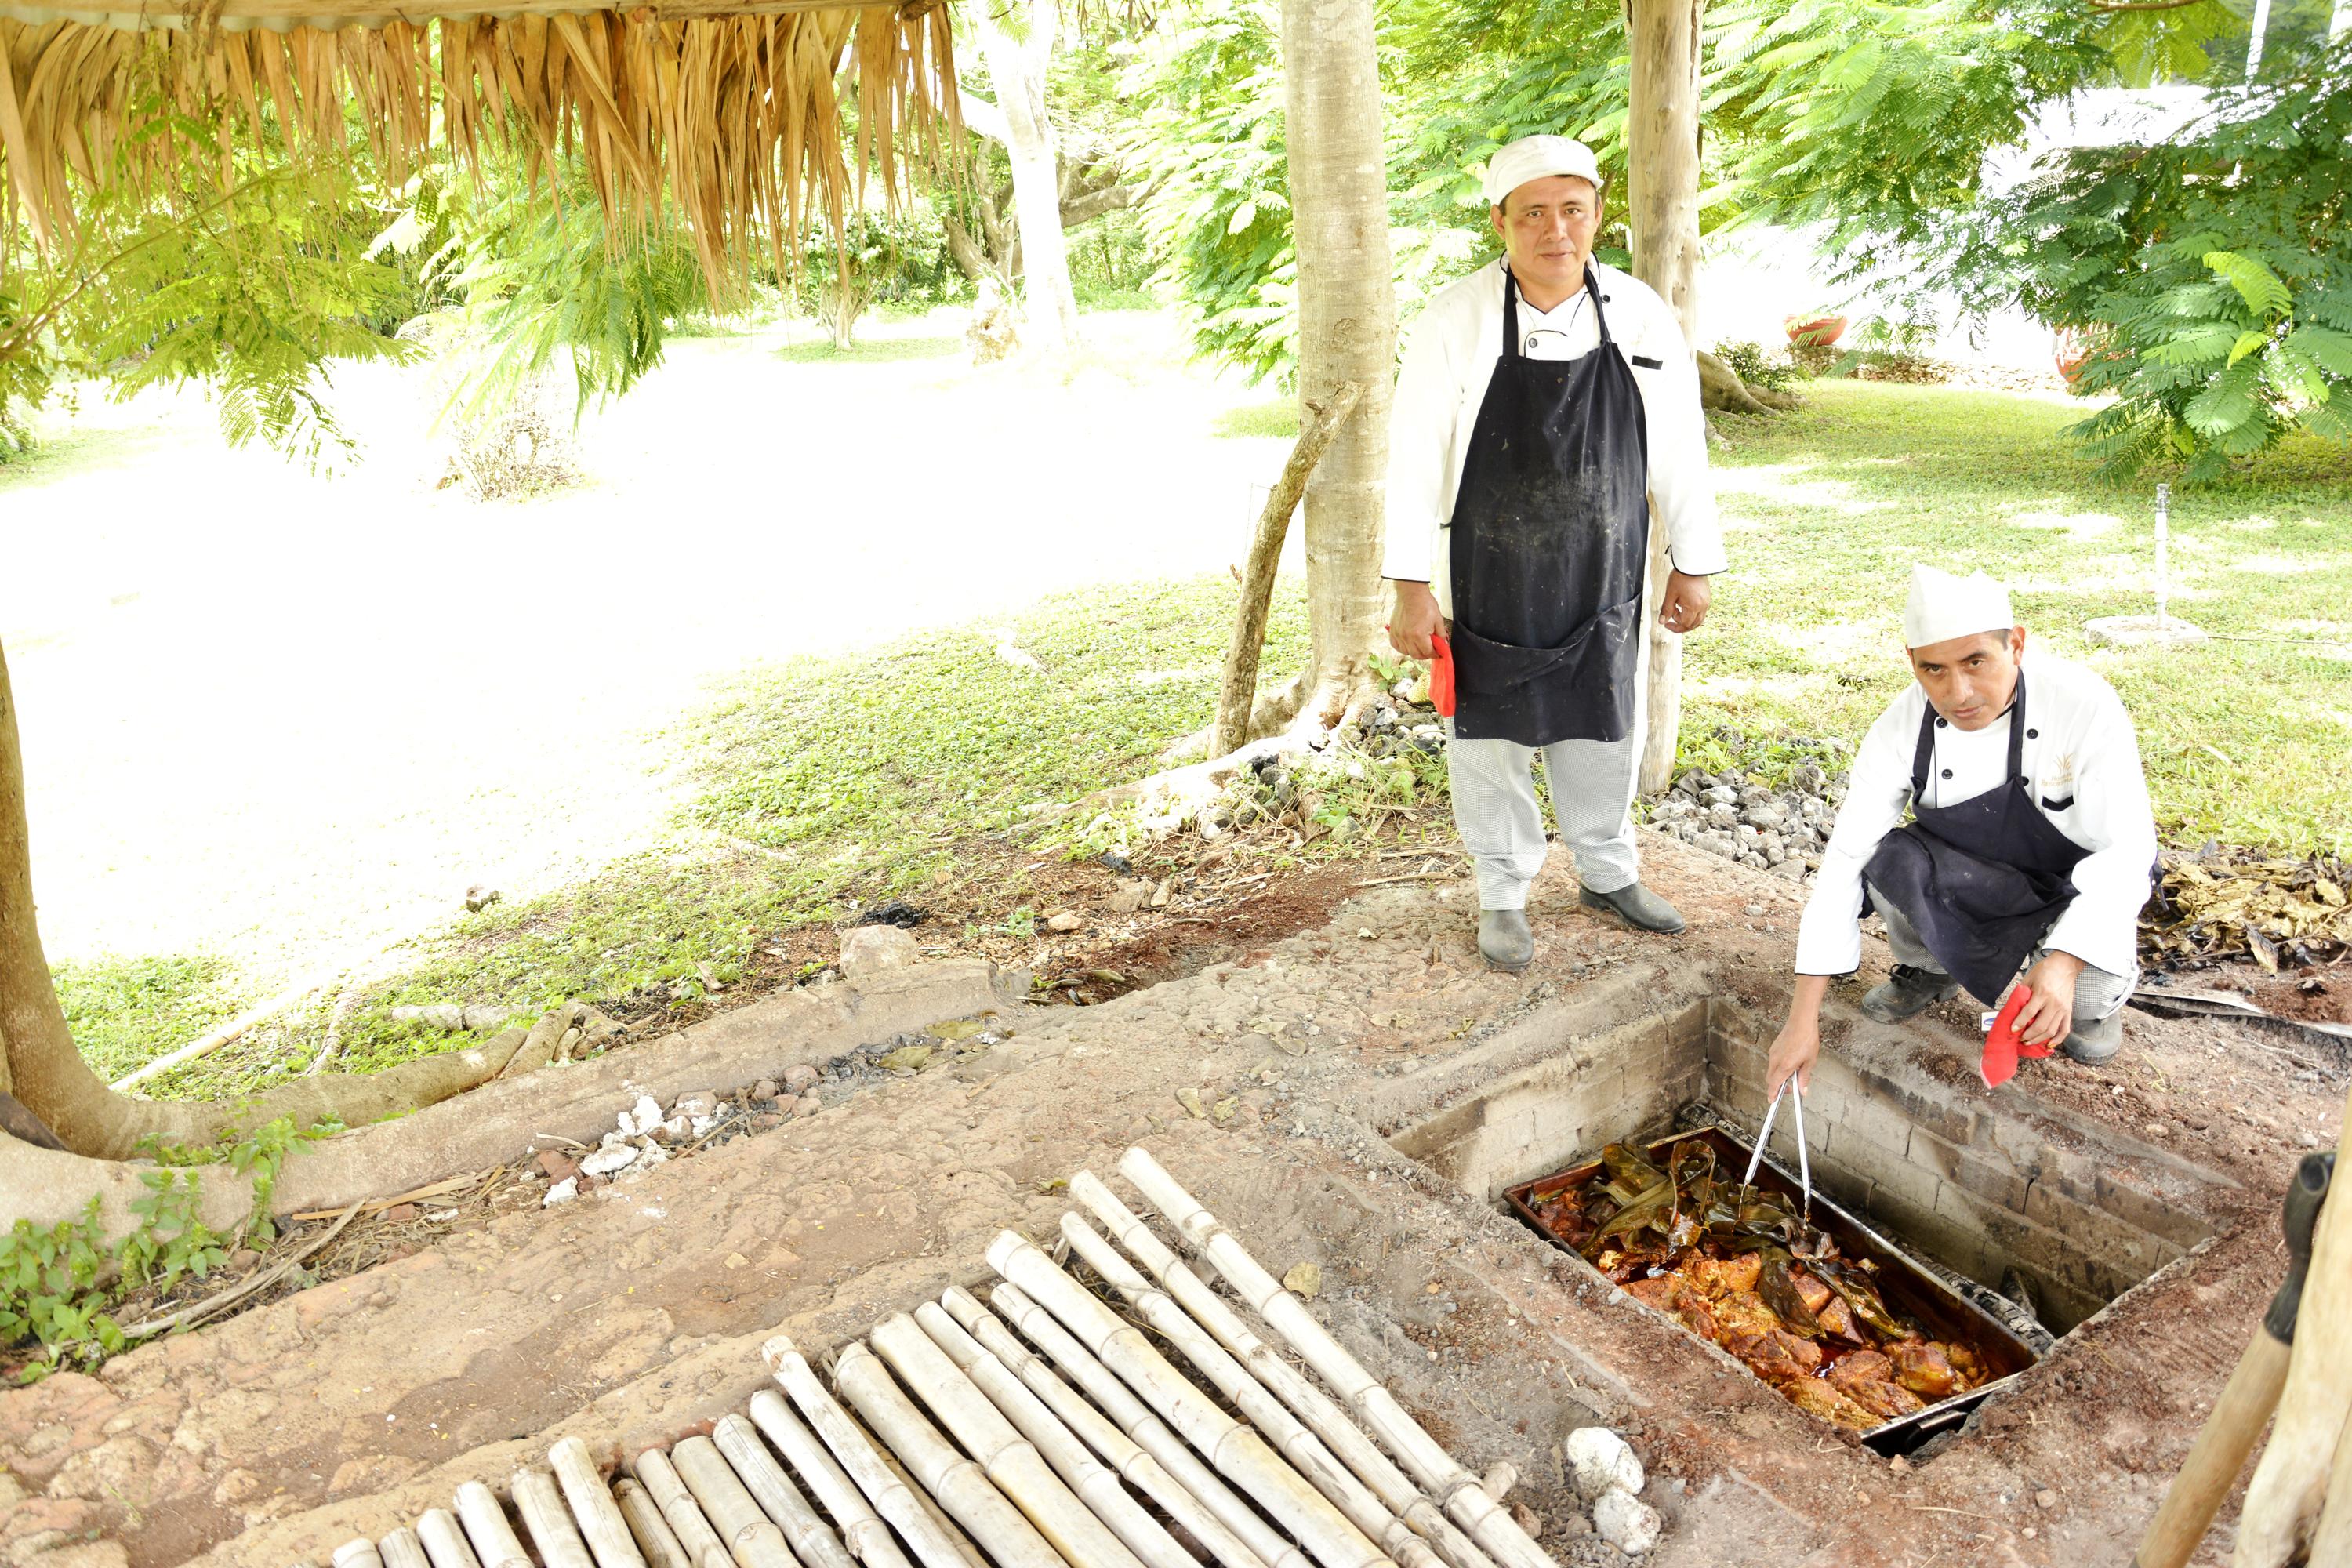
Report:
1768,564,2158,1093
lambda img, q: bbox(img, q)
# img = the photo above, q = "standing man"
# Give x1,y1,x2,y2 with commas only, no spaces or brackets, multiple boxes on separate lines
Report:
1385,133,1727,971
1767,564,2159,1091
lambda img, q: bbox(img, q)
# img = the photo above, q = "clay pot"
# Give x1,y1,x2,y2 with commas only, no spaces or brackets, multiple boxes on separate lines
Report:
1784,314,1847,349
2055,328,2093,383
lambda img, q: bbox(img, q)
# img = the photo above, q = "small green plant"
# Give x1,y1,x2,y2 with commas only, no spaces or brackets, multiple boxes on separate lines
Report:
2,1116,339,1380
1716,340,1801,394
1006,907,1038,941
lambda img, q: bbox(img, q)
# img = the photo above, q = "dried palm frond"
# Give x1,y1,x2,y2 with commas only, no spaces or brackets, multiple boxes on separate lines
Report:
0,0,960,294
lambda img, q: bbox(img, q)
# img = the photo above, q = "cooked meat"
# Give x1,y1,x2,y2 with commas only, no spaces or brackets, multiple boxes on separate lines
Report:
1781,1375,1881,1432
1624,1275,1719,1341
1726,1327,1820,1383
1886,1338,1962,1398
1711,1289,1784,1341
1947,1342,1989,1385
1685,1254,1762,1298
1788,1269,1834,1315
1814,1295,1862,1342
1828,1352,1929,1419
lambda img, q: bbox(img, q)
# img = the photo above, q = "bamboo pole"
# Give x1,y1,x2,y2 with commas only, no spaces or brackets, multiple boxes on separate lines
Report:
1213,379,1367,755
1118,1149,1558,1568
671,1437,799,1568
840,1400,987,1568
419,1509,486,1568
746,1390,920,1568
1073,1174,1494,1568
1058,1213,1449,1568
985,1229,1395,1568
456,1482,539,1568
334,1541,387,1568
712,1413,860,1568
870,1311,1149,1568
615,1479,694,1568
517,1469,601,1568
973,1284,1301,1568
379,1530,434,1568
762,1334,986,1568
632,1448,739,1568
911,1299,1199,1568
553,1438,652,1568
830,1339,1070,1568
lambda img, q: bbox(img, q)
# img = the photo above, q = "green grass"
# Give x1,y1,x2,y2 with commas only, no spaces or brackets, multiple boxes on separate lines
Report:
103,575,1313,1098
775,335,964,365
54,954,249,1084
1698,381,2352,851
1213,399,1298,440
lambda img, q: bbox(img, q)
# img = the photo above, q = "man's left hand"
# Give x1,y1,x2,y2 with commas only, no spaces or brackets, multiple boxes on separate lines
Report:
1660,571,1712,633
2015,952,2085,1048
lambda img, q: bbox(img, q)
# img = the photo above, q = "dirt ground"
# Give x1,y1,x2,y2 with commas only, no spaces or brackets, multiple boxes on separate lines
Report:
2,830,2338,1568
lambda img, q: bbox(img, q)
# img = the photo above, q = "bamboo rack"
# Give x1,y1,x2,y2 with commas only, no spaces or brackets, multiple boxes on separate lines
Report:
298,1147,1557,1568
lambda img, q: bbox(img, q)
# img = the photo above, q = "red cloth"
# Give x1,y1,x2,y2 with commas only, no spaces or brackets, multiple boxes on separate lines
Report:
1978,985,2051,1089
1429,631,1456,717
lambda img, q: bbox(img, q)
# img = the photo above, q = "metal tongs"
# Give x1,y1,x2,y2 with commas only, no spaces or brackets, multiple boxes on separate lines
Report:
1742,1076,1813,1221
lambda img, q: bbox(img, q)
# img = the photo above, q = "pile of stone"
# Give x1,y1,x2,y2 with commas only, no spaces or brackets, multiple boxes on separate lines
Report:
1565,1427,1661,1555
1644,758,1846,884
535,1074,818,1206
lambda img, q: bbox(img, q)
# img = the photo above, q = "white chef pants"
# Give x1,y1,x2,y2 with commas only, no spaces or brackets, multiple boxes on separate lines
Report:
1867,880,2137,1022
1446,720,1643,909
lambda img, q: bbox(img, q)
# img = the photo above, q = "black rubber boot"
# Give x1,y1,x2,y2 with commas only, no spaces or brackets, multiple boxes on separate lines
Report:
1860,964,1962,1023
1479,909,1534,972
2062,1008,2123,1065
1577,882,1686,935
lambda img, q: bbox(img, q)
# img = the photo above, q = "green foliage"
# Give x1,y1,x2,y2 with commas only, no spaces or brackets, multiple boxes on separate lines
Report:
1117,5,1297,380
2,136,412,466
1715,340,1801,394
0,1116,335,1378
424,166,713,422
1950,40,2352,478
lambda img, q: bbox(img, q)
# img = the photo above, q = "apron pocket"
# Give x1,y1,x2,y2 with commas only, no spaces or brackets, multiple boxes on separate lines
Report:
1448,596,1642,745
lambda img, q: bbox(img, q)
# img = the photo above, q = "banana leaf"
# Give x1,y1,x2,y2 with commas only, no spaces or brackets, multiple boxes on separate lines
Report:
1580,1169,1682,1259
1809,1256,1911,1341
1594,1143,1668,1206
1754,1247,1822,1338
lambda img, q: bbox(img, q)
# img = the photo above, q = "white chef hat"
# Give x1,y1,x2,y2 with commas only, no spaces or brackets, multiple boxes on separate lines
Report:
1482,135,1606,207
1902,563,2015,648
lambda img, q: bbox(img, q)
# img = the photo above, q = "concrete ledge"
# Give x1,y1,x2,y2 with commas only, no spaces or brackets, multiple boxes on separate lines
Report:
271,960,1025,1217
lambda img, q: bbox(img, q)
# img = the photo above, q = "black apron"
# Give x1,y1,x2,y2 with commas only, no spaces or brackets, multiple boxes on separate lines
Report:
1861,672,2089,1006
1446,265,1650,747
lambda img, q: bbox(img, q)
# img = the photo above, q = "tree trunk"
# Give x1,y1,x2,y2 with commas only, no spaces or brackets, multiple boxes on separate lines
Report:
0,632,533,1236
976,1,1080,359
1278,0,1396,737
1627,0,1705,796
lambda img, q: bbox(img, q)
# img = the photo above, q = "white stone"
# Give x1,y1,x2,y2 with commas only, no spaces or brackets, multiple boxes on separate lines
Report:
581,1144,641,1178
543,1178,579,1207
1565,1427,1645,1501
1592,1489,1661,1555
839,924,920,978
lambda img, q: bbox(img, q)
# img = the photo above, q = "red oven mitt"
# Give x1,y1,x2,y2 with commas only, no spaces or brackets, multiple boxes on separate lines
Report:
1428,630,1456,717
1978,985,2050,1089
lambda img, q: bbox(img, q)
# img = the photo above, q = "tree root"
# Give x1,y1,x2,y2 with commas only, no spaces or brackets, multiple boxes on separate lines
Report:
1697,349,1797,415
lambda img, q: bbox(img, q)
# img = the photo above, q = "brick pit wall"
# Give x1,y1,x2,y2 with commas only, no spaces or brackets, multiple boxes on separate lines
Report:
1389,993,2223,1334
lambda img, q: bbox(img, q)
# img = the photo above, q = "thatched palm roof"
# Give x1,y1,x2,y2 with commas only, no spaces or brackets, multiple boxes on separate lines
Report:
0,0,959,284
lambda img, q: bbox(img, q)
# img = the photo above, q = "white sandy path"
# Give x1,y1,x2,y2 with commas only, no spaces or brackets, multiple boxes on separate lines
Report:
0,310,1294,982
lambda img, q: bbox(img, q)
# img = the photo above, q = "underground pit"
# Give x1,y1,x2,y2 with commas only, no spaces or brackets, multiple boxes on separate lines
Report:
1381,975,2233,1450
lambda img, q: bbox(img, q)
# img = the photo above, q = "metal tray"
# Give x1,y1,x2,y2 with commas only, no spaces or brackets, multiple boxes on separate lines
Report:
1503,1120,2041,1450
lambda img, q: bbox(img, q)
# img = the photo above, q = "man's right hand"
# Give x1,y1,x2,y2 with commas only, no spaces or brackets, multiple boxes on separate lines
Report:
1766,974,1834,1095
1388,580,1442,660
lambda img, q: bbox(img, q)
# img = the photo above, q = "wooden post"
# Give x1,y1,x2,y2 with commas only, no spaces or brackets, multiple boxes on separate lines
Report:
1625,0,1705,796
1213,380,1366,755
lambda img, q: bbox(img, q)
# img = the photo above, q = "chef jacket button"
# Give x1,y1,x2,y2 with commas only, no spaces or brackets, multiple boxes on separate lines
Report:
1935,717,1947,728
1940,768,1953,779
2027,728,2038,739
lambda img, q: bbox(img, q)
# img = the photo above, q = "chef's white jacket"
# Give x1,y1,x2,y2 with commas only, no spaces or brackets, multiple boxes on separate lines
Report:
1381,258,1730,615
1795,650,2159,981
